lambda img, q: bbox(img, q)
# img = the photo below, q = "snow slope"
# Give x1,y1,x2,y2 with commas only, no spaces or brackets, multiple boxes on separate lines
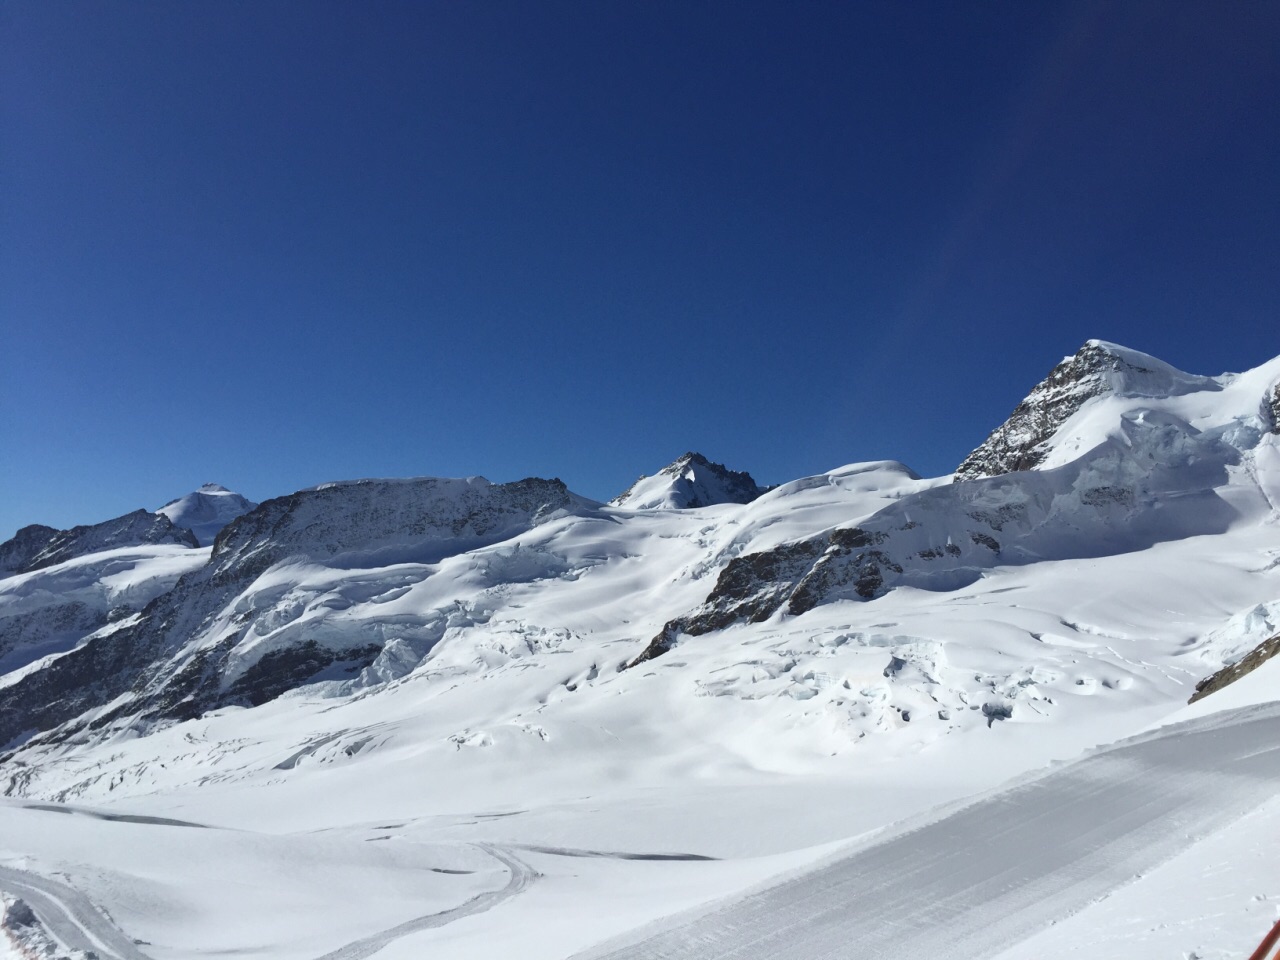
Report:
576,700,1280,960
610,453,767,510
0,342,1278,959
156,483,257,546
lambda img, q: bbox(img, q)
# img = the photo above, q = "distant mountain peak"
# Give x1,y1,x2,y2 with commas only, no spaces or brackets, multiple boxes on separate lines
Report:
954,340,1218,482
611,452,765,510
156,484,258,547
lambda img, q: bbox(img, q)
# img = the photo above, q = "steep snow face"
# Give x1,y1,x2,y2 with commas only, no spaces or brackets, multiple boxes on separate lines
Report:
636,350,1280,662
0,546,208,680
611,453,765,510
0,476,595,749
156,484,258,546
0,511,198,578
955,340,1221,481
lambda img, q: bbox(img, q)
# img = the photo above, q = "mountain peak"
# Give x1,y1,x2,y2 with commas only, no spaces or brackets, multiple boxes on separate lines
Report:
954,340,1218,482
157,485,258,547
611,452,765,510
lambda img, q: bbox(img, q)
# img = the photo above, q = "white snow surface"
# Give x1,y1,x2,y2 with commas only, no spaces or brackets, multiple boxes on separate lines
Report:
2,346,1280,958
156,483,258,546
0,545,208,678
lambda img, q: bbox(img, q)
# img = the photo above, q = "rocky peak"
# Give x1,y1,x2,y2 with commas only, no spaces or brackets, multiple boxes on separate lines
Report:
0,524,59,577
954,340,1216,482
0,510,198,579
157,484,259,546
610,452,765,510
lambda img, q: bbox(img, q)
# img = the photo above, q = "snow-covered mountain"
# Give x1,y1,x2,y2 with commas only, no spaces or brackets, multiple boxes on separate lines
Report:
610,452,766,509
0,510,197,578
1,341,1279,960
954,339,1222,480
156,483,258,546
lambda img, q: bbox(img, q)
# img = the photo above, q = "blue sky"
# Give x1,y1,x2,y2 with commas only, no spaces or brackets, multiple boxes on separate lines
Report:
3,1,1278,536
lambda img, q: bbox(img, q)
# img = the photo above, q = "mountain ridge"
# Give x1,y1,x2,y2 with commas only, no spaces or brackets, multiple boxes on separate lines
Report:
0,340,1277,792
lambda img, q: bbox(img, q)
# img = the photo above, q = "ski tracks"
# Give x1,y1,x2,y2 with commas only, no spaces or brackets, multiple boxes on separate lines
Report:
313,842,538,960
576,704,1280,960
0,864,153,960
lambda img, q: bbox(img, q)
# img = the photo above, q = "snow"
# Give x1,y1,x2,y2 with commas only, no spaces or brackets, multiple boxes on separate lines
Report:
0,345,1278,958
0,544,208,676
610,453,765,510
155,484,257,546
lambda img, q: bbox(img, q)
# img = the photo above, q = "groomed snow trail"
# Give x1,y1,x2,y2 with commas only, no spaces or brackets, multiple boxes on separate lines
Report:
0,865,152,960
579,703,1280,960
314,843,537,960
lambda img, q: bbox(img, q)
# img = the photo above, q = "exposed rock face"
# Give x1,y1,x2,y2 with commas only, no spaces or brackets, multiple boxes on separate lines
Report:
954,340,1217,482
1189,633,1280,703
1268,382,1280,433
0,525,57,578
0,510,198,579
210,475,582,571
0,476,586,751
632,412,1239,666
611,453,765,510
157,483,258,546
0,602,103,676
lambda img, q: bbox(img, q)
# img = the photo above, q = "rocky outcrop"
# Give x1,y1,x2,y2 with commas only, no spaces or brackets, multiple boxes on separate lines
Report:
954,340,1217,482
0,476,587,751
632,412,1239,665
0,525,57,578
1267,382,1280,433
1189,633,1280,703
611,453,765,510
0,511,198,578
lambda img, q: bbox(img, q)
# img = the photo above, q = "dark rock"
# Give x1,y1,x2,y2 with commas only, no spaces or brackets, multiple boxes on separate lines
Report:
1189,633,1280,704
969,532,1000,552
982,702,1013,726
954,341,1215,482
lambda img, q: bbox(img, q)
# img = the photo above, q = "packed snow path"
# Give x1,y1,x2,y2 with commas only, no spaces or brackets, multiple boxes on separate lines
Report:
580,703,1280,960
0,864,152,960
314,843,537,960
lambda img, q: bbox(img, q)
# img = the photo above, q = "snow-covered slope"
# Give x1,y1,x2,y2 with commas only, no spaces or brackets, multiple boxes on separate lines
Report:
955,339,1223,480
0,545,208,682
0,511,197,578
0,342,1279,960
610,452,766,510
0,476,594,751
156,484,257,546
632,344,1280,664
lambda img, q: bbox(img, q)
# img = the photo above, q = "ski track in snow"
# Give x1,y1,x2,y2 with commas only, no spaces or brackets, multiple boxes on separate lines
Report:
577,704,1280,960
313,842,537,960
0,865,152,960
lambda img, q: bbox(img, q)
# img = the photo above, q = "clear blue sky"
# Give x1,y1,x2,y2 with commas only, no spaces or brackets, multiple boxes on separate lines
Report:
3,1,1278,537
